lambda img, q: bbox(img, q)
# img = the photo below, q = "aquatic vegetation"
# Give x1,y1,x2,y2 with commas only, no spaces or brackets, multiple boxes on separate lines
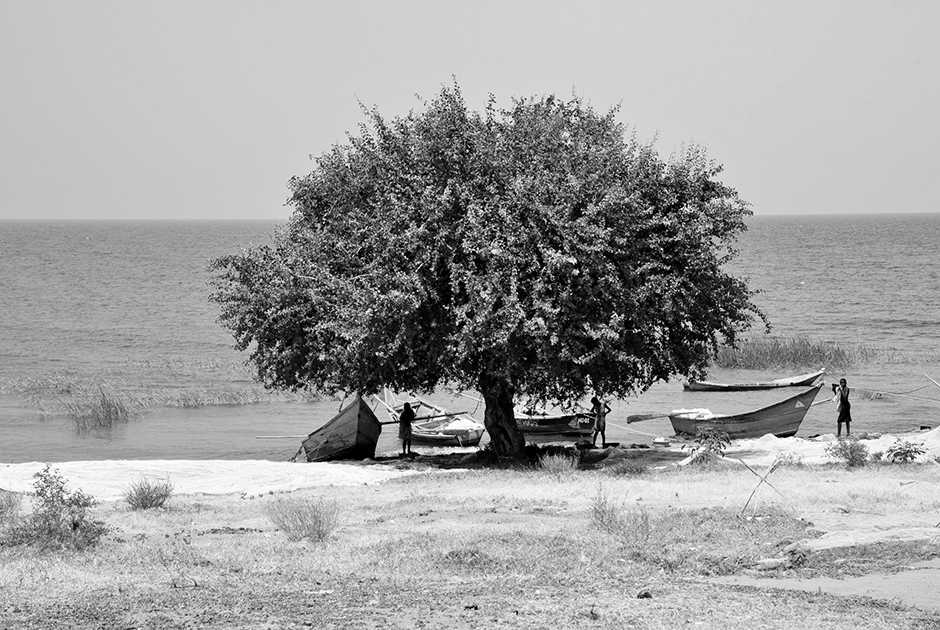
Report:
0,365,325,420
712,335,894,370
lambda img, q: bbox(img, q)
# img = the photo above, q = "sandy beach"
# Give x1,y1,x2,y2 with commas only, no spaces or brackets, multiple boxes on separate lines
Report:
3,430,940,629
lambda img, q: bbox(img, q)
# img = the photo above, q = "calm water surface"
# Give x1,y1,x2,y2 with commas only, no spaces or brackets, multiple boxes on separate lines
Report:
1,214,939,463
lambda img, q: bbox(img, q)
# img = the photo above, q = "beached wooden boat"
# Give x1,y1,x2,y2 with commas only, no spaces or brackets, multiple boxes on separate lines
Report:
683,369,825,392
669,383,823,439
378,391,485,447
515,410,594,438
298,396,382,462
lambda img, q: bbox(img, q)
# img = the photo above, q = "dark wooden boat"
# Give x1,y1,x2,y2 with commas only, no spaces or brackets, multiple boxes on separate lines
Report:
683,369,825,392
516,410,594,438
378,391,485,447
669,383,823,439
298,396,382,462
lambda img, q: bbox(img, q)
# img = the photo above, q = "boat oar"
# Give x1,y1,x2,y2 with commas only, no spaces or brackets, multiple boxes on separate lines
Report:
625,413,670,424
255,435,305,439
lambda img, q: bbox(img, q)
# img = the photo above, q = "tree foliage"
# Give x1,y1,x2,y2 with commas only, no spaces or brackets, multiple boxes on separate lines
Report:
210,84,763,457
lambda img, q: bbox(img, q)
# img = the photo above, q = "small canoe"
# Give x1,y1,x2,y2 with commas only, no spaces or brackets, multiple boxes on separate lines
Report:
683,369,825,392
516,410,594,438
669,383,823,440
298,396,382,462
379,391,485,447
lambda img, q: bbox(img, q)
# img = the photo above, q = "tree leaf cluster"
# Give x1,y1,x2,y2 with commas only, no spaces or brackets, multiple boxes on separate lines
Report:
210,83,762,417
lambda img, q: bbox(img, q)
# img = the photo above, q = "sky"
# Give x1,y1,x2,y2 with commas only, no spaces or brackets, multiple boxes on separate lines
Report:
1,1,938,221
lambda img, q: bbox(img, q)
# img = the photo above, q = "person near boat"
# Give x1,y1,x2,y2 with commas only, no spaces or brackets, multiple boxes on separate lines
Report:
832,378,852,437
399,402,415,456
590,396,611,447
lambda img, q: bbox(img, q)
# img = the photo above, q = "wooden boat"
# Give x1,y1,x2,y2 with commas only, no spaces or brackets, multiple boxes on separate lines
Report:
669,383,823,440
515,410,594,438
378,391,485,447
297,396,382,462
683,369,825,392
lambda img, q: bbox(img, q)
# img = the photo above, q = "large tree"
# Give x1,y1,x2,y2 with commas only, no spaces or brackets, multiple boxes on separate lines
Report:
210,85,764,458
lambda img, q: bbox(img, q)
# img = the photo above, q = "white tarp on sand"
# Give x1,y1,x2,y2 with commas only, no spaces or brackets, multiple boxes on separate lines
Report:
0,460,422,501
717,426,940,467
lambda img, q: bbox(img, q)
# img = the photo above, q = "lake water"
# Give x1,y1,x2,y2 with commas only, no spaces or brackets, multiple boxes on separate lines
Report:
2,214,939,463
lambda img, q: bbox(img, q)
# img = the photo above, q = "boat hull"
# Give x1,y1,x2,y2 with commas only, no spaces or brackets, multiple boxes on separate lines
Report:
411,427,484,447
300,397,382,462
683,369,825,392
669,384,823,440
517,412,594,438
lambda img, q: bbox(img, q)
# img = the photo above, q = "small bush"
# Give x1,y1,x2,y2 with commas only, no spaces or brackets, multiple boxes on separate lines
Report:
885,439,926,464
591,485,652,551
265,496,340,542
825,437,869,468
0,490,22,527
683,429,731,465
7,464,107,550
539,453,578,479
124,477,174,510
774,451,804,467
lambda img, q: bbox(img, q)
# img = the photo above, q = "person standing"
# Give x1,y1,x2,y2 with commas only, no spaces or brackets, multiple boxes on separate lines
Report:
590,396,611,447
399,402,415,457
832,378,852,437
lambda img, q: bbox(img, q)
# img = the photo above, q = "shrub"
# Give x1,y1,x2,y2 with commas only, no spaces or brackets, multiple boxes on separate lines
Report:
774,451,804,467
124,477,174,510
7,464,107,550
591,485,652,550
539,453,578,479
825,437,869,468
0,490,22,528
265,496,340,542
683,429,731,465
885,439,926,464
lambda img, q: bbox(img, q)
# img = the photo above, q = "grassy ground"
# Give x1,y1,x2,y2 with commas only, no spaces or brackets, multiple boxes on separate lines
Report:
2,456,940,629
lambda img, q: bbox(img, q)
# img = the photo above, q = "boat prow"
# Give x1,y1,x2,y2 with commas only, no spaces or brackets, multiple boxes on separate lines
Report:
298,396,382,462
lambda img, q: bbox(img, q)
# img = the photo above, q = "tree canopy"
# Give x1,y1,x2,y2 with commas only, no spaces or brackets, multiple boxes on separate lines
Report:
210,85,764,457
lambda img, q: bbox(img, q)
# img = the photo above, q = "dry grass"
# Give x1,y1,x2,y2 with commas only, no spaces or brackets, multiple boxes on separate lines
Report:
264,496,341,542
2,465,940,629
123,477,175,510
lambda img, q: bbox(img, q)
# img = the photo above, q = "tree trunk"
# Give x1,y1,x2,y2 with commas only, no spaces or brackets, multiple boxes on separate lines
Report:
479,375,526,459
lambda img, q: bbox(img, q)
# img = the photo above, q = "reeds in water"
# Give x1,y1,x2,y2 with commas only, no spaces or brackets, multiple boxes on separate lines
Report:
0,368,325,422
712,336,892,370
61,385,139,430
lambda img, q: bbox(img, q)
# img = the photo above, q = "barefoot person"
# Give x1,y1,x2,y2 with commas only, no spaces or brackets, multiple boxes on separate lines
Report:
399,402,415,456
832,378,852,437
590,396,611,447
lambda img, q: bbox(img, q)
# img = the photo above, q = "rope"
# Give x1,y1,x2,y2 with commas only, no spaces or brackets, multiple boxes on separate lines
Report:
606,420,662,438
821,379,940,404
